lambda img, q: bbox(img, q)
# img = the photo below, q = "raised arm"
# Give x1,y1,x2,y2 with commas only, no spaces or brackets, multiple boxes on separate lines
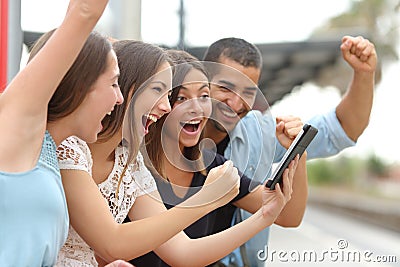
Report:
2,0,109,113
61,160,239,262
336,35,377,141
272,36,376,162
0,0,109,171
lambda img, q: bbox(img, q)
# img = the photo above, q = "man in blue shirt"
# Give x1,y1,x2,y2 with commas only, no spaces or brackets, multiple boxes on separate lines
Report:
202,36,377,266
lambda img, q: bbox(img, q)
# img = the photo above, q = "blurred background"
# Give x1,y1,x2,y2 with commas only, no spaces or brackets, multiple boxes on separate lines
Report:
1,0,400,265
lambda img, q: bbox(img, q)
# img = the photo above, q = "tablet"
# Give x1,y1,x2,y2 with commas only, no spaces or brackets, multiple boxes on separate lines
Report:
265,123,318,190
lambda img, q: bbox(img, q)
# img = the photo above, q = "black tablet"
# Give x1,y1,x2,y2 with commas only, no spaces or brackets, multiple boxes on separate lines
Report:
265,123,318,190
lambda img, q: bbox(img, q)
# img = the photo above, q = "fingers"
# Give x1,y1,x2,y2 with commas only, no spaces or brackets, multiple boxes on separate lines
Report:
276,115,301,124
276,115,303,139
280,174,292,203
275,120,285,134
105,260,134,267
343,36,372,61
275,116,304,149
231,165,239,181
261,155,299,218
292,154,300,171
284,121,303,138
281,154,298,200
108,36,119,43
340,35,377,72
219,160,233,176
225,160,234,170
222,161,239,189
204,160,239,196
207,160,232,177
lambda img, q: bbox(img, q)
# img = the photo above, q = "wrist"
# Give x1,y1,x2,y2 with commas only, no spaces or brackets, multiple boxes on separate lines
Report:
253,209,275,229
178,188,220,211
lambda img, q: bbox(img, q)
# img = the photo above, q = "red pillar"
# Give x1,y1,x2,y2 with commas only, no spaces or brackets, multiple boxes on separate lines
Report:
0,0,8,92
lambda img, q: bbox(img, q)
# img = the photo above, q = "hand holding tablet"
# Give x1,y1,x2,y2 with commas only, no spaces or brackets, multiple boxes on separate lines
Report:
266,124,318,190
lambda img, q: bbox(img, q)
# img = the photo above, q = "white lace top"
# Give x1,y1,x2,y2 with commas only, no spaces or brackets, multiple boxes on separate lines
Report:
55,136,157,267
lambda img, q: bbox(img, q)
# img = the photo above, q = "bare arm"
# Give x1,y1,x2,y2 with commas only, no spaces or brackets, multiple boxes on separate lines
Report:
0,0,109,171
273,120,308,226
234,119,308,226
274,153,307,226
234,154,306,227
2,0,109,113
62,160,239,262
336,35,377,141
104,260,134,267
127,169,293,267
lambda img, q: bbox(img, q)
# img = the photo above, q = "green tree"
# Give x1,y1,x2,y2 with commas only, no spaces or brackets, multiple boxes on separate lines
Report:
366,153,389,177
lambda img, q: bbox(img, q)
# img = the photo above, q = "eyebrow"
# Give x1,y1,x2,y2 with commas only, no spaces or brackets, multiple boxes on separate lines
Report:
150,80,167,88
243,86,258,92
217,79,257,92
216,79,235,88
111,73,120,80
180,83,209,91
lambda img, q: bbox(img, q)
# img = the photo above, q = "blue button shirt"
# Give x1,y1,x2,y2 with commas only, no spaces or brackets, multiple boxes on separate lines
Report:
226,108,355,182
222,108,355,267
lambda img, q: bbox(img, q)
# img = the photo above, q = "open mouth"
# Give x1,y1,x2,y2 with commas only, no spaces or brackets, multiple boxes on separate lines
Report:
142,114,158,134
179,119,201,133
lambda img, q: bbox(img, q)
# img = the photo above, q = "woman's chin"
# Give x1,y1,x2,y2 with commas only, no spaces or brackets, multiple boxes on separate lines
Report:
180,136,201,148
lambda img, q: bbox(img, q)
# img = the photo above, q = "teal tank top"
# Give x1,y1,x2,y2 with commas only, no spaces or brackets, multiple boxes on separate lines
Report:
0,131,69,266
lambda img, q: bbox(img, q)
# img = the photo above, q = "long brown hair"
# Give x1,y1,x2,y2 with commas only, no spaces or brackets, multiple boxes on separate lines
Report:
102,40,171,195
28,30,112,122
104,40,171,165
145,50,209,179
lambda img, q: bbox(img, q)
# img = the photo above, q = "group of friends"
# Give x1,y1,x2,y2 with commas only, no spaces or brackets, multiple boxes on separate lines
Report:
0,1,377,267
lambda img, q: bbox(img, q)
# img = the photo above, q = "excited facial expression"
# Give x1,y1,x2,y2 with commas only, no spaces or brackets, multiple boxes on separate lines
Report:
72,50,124,143
209,57,261,133
132,61,173,141
163,68,211,150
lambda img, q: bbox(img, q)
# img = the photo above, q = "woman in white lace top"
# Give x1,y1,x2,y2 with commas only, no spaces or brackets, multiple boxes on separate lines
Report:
56,40,241,266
